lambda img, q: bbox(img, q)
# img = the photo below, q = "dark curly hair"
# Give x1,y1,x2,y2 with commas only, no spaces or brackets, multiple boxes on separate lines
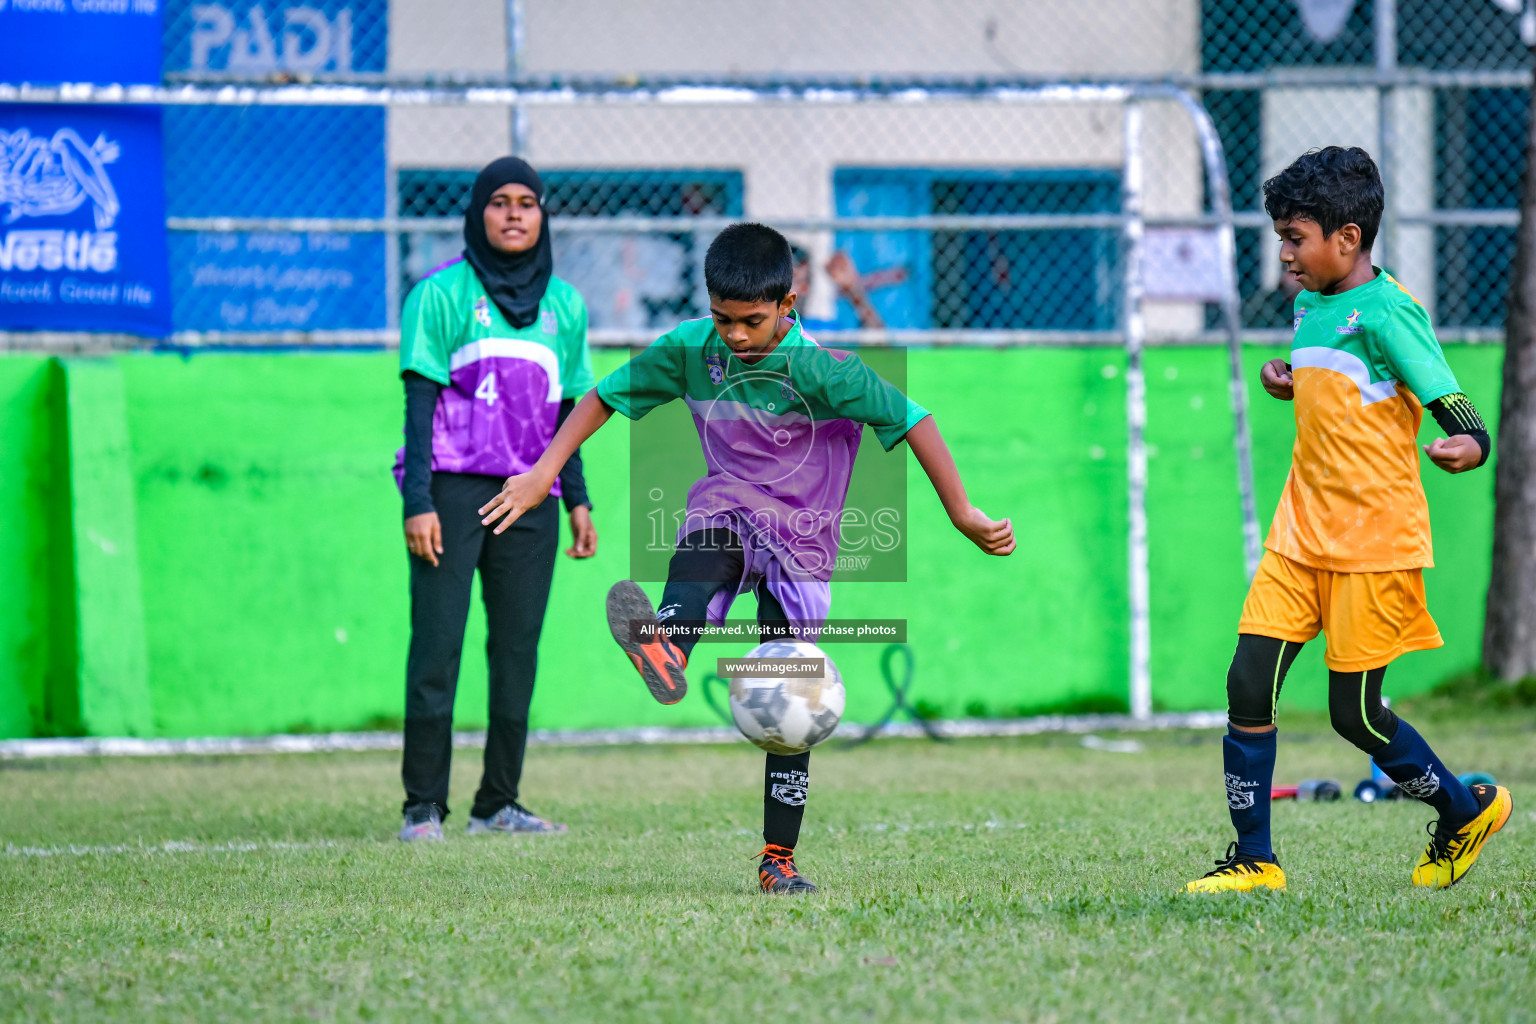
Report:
1262,146,1383,251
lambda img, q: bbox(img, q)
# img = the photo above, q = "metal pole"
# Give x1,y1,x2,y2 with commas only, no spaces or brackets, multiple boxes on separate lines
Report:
1376,0,1398,271
506,0,527,155
1173,90,1262,578
1122,100,1152,721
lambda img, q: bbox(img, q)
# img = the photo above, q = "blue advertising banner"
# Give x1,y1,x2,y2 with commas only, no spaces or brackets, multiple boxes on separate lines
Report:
0,105,173,336
0,0,163,87
165,0,387,74
162,103,386,333
162,0,389,333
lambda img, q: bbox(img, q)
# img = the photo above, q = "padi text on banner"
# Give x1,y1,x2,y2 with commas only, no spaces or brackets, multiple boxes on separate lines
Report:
0,106,172,337
162,0,388,334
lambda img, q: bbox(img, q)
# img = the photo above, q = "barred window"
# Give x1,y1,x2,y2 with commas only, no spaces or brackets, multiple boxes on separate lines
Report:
833,168,1121,332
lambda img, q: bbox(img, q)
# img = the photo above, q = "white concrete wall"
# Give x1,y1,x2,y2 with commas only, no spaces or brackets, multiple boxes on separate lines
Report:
385,0,1208,331
520,0,1199,77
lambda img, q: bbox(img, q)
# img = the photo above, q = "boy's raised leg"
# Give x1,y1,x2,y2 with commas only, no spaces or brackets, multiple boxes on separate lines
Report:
1326,666,1513,888
604,529,750,705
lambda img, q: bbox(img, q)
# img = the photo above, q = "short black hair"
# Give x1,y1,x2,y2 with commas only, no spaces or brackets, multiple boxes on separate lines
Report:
705,222,794,303
1262,146,1384,250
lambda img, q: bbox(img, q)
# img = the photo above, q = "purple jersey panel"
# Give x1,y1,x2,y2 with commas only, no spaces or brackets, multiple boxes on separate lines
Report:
678,349,866,583
702,518,833,641
393,337,564,494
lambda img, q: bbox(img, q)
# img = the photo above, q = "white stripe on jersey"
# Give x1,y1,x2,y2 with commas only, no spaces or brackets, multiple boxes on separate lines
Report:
450,338,562,403
1291,346,1400,406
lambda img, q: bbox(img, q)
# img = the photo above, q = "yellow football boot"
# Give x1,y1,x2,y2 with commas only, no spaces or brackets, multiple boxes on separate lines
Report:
1411,783,1512,889
1185,842,1286,893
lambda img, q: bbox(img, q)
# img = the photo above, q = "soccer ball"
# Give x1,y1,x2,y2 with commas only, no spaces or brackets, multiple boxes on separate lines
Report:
728,640,845,755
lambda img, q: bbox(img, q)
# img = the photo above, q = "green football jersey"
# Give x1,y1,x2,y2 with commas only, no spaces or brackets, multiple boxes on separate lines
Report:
395,258,594,486
597,314,928,580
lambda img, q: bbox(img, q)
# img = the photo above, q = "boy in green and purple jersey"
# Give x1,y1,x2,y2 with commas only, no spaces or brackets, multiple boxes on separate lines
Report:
477,222,1015,893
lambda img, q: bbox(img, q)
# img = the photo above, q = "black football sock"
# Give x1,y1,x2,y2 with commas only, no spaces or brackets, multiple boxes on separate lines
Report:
763,751,810,850
658,529,744,661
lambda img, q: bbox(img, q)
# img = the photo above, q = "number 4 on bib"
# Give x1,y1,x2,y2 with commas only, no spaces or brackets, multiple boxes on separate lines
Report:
474,373,499,406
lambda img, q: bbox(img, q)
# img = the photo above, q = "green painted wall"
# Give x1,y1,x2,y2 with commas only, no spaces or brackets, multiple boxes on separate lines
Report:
0,345,1503,738
65,359,155,736
0,357,57,738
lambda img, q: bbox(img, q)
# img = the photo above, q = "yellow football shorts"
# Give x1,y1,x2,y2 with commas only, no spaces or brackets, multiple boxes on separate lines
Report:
1237,550,1443,671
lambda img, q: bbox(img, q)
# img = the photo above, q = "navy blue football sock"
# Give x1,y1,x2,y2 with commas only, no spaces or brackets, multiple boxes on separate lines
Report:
1370,718,1479,823
1223,725,1276,861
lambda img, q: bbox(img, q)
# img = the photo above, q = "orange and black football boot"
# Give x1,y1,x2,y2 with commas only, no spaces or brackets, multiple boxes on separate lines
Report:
758,844,818,894
605,580,688,705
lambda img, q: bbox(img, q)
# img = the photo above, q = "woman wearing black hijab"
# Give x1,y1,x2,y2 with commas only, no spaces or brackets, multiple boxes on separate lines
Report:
393,156,597,841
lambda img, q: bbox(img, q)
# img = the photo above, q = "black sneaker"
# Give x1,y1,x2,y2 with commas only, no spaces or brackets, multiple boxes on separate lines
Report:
758,844,819,894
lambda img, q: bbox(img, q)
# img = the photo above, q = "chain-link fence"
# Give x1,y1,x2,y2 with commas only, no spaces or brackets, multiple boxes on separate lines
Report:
1204,0,1532,338
6,0,1530,348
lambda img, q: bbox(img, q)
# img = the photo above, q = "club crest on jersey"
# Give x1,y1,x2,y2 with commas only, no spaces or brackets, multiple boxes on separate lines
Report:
705,354,725,385
473,296,492,328
1336,309,1363,334
542,309,558,334
1293,307,1307,331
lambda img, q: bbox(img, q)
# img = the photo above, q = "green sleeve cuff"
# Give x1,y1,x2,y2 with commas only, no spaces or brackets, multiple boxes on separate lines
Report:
875,405,931,451
400,361,450,387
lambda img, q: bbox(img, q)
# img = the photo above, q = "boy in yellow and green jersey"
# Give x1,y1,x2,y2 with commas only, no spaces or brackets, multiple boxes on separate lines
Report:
1187,147,1512,894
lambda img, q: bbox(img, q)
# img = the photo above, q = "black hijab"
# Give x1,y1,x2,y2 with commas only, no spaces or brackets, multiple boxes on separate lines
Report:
462,156,553,330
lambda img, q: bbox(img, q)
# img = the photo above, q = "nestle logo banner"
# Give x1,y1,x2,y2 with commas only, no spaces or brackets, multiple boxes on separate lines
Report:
0,107,172,335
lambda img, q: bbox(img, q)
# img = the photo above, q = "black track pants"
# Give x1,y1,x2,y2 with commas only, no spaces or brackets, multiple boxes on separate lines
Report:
402,472,558,819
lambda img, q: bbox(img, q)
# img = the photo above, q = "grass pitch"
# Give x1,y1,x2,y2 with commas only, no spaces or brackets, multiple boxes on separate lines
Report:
3,712,1533,1023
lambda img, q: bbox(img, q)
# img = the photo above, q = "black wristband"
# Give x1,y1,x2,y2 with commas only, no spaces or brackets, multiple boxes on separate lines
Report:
1425,392,1490,467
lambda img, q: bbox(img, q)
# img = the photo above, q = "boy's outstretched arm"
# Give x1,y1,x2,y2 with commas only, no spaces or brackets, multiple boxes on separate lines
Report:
480,389,614,533
905,416,1015,556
